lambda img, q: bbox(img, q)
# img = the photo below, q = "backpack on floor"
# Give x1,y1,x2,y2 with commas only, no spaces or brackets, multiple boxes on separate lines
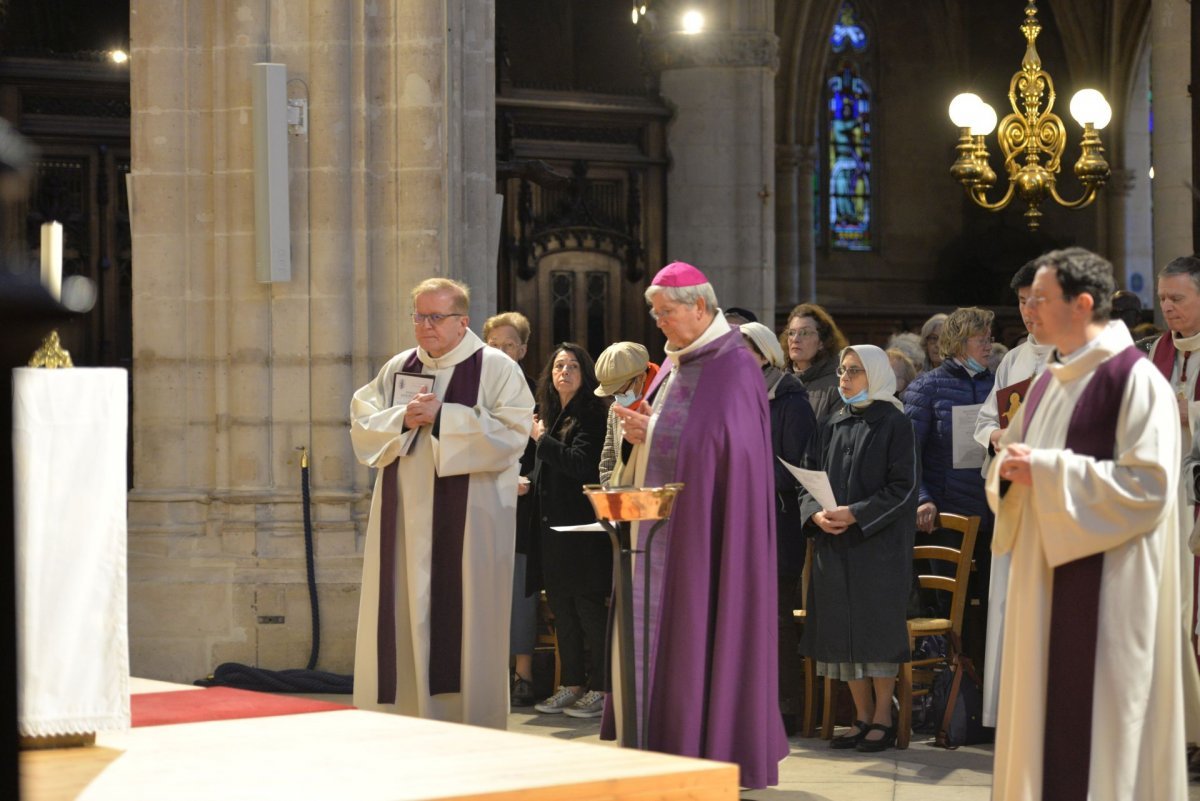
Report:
929,633,990,749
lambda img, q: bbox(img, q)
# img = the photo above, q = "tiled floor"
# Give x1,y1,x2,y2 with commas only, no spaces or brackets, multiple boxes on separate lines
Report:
507,708,1200,800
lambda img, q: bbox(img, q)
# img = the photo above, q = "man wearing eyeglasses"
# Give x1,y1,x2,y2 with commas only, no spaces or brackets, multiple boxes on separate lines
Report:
987,248,1186,801
350,278,534,730
609,261,788,789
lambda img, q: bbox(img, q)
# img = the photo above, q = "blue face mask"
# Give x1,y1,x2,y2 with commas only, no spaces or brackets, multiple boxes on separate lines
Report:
613,390,640,408
838,387,869,405
965,356,987,373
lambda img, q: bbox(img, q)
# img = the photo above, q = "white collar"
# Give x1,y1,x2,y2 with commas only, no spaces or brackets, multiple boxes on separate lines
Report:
417,328,483,370
665,312,731,367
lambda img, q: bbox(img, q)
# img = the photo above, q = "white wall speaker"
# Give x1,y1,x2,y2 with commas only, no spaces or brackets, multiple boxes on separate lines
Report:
253,62,291,283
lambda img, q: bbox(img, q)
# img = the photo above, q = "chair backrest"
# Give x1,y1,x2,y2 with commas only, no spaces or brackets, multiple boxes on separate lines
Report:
913,513,980,635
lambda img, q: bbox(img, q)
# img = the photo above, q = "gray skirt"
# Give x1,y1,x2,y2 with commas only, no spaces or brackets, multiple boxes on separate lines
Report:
509,552,538,655
816,661,900,681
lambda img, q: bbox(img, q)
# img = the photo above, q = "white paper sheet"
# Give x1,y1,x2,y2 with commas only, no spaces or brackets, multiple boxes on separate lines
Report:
550,522,608,532
778,458,838,511
952,402,986,469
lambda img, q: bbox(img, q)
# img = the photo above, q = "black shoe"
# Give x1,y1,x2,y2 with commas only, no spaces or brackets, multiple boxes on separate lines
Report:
830,720,868,749
510,675,535,707
856,723,897,753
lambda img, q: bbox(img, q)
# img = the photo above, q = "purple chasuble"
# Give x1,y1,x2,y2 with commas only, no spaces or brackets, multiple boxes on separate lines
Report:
1021,345,1143,801
376,347,483,704
620,330,788,789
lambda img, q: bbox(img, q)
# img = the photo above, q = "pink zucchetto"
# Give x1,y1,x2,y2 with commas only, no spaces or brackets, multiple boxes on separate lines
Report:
651,261,708,288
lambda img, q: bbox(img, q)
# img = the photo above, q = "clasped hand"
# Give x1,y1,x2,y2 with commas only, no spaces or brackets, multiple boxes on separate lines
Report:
404,392,441,429
612,401,652,445
812,505,856,535
998,443,1033,485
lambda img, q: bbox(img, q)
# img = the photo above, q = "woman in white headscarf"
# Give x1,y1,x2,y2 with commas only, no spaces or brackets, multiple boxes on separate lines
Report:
797,344,919,753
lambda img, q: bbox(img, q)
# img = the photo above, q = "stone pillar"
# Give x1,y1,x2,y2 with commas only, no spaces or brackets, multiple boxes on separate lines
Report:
646,5,778,321
1151,0,1192,272
128,0,495,682
774,142,817,312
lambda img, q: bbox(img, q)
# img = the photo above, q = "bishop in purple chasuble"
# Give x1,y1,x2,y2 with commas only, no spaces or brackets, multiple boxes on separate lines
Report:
605,313,789,790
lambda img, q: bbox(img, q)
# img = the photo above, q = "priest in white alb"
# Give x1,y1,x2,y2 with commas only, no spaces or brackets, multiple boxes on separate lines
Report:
971,258,1051,728
987,248,1187,801
350,278,534,729
1147,254,1200,748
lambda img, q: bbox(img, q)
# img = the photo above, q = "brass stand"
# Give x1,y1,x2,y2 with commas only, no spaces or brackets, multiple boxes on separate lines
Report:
583,484,683,750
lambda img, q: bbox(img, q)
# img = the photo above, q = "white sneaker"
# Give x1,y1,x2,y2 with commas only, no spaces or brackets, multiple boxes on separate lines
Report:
534,686,582,714
563,689,604,718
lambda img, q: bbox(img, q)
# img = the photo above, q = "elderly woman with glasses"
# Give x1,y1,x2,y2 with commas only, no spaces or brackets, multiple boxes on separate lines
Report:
903,307,996,626
797,344,919,752
782,303,849,422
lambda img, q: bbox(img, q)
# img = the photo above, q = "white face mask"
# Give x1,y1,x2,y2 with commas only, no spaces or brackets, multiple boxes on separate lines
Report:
613,389,639,407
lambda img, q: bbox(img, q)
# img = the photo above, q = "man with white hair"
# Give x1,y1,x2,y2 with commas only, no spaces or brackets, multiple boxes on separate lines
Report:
1148,255,1200,751
609,262,788,789
350,278,534,730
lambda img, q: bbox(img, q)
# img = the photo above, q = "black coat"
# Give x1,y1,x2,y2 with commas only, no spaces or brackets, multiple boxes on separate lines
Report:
533,394,612,598
767,369,817,576
798,400,919,664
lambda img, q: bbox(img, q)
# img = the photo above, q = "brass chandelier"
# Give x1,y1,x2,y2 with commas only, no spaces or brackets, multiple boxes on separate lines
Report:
948,1,1111,230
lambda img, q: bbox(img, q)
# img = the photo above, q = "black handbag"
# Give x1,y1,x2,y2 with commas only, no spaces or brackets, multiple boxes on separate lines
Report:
930,634,990,749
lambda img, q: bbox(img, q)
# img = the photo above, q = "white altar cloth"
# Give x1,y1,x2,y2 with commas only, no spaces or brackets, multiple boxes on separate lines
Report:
14,367,130,736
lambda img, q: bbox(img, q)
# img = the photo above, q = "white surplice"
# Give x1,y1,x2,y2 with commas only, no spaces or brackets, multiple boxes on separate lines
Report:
1148,330,1200,743
987,322,1186,801
972,335,1051,727
350,329,533,730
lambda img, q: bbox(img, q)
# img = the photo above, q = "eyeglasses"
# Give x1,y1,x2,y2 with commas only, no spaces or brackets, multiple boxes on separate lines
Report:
649,303,689,321
836,366,866,378
923,334,940,344
412,312,465,326
968,335,994,346
786,329,819,340
1026,294,1062,307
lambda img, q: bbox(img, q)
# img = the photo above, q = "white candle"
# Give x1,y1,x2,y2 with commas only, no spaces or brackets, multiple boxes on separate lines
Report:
40,221,62,302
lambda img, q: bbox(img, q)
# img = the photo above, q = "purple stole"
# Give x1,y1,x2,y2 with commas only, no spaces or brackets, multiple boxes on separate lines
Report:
376,347,483,704
1021,345,1142,801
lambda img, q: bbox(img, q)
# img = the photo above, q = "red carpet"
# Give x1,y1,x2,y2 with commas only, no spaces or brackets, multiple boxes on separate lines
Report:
132,687,352,727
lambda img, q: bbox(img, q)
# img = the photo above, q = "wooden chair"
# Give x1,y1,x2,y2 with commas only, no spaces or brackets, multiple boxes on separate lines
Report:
895,512,979,748
791,539,818,737
817,512,979,749
535,590,561,690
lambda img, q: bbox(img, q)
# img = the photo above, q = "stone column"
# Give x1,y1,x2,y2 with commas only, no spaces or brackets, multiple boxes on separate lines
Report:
128,0,495,682
1151,0,1192,272
774,142,817,312
646,5,778,321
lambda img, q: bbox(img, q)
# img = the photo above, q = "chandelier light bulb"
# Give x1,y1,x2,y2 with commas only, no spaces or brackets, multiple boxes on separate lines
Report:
1069,89,1112,130
681,10,705,34
632,6,639,23
110,49,128,64
971,102,998,136
948,93,984,129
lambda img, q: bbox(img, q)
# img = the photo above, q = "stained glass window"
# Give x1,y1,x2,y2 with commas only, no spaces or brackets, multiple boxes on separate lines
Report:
823,0,873,252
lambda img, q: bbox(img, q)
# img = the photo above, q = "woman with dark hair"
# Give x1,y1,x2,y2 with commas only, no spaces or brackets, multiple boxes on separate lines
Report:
529,343,612,718
782,303,849,422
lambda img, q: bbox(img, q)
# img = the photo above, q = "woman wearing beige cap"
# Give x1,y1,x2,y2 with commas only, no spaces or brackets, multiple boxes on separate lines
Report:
593,342,658,487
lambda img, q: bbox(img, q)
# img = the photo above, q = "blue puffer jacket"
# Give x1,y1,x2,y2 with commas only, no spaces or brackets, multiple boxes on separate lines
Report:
903,360,995,524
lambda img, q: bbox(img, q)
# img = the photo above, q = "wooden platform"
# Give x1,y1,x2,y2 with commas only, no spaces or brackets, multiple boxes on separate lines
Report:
21,679,737,801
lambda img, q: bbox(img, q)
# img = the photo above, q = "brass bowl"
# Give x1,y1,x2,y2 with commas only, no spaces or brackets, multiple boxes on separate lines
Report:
582,483,684,522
